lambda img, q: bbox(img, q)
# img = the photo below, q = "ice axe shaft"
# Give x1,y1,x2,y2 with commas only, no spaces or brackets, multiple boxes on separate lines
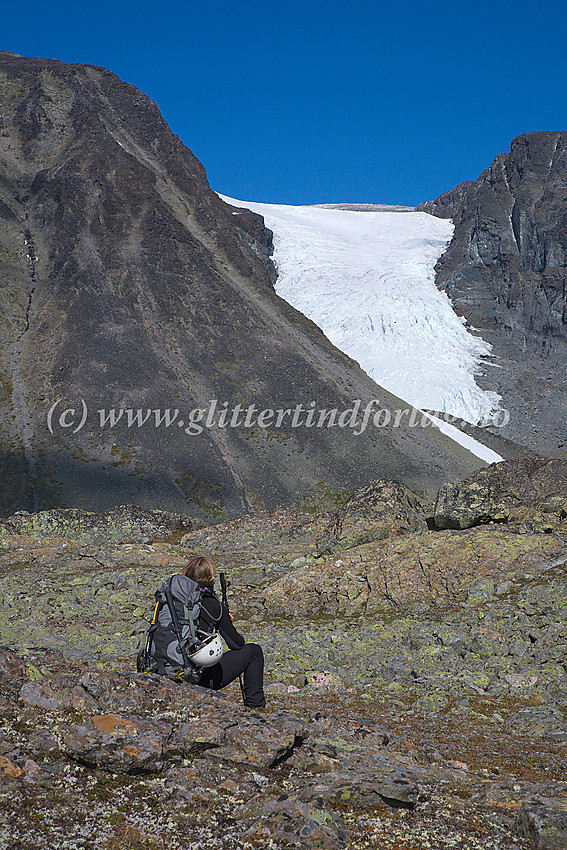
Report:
219,571,244,699
220,572,229,609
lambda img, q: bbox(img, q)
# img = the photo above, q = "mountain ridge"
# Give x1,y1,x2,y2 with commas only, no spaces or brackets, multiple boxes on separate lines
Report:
418,130,567,454
0,53,484,519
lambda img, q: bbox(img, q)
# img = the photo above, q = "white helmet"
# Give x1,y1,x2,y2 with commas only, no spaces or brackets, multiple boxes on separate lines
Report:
188,633,224,668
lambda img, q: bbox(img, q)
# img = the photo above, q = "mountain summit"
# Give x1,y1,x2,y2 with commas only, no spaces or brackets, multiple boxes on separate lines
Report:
419,131,567,455
0,54,483,518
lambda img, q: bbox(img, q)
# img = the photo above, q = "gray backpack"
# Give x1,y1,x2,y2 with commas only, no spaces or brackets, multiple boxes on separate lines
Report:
136,575,221,682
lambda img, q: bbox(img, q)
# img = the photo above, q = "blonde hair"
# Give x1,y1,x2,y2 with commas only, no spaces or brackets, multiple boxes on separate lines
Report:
184,556,215,584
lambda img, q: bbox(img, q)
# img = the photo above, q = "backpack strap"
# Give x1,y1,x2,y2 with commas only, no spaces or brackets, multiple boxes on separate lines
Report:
191,602,202,633
198,589,223,629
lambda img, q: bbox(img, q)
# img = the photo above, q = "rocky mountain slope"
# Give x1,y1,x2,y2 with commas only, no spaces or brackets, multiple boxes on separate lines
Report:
419,131,567,455
0,52,483,520
2,458,567,847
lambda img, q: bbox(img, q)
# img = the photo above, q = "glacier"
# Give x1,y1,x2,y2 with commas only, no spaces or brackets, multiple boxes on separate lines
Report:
221,196,503,463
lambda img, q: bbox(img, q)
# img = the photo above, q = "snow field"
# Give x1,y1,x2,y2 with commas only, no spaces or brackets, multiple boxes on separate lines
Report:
221,196,503,463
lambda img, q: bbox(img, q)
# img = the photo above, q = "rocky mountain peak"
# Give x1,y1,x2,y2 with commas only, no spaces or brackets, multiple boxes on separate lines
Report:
418,130,567,455
0,54,483,519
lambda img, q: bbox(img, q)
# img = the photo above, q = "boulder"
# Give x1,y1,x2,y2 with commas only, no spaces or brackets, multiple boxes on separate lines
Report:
518,799,567,849
14,667,310,774
434,481,508,529
434,457,567,529
62,713,173,773
319,479,427,552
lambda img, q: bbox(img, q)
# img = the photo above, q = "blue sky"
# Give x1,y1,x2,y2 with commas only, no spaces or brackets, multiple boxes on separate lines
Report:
3,0,566,205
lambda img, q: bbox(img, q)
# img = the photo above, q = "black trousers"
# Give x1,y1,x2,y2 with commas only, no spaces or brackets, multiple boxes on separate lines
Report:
199,642,265,708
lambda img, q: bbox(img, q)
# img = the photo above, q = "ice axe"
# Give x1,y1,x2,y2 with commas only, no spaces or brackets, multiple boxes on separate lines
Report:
219,571,230,610
219,571,245,699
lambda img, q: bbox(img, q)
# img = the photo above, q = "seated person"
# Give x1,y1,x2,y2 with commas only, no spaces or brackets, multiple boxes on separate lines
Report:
148,555,265,709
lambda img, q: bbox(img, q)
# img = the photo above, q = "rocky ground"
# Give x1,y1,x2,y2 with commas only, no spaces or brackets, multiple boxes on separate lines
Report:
2,458,567,848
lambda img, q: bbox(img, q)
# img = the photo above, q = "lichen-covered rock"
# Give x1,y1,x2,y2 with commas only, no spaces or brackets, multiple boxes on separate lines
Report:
262,527,567,617
434,457,567,530
0,649,26,693
319,479,427,552
0,755,25,779
0,648,46,716
243,797,348,848
466,577,496,604
15,667,310,774
434,481,508,529
1,492,567,847
62,713,173,773
518,798,567,849
0,505,199,544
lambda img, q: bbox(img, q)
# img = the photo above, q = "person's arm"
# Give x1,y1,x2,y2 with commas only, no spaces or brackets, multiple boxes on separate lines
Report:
201,594,245,650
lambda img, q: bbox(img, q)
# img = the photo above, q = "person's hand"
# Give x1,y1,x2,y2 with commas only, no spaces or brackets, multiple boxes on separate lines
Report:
229,609,235,620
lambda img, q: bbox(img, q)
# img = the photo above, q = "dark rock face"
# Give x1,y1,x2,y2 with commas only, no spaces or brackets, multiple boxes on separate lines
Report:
419,132,567,454
0,53,483,520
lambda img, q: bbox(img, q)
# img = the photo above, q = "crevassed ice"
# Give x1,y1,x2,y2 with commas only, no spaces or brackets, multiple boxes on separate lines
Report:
221,196,501,427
